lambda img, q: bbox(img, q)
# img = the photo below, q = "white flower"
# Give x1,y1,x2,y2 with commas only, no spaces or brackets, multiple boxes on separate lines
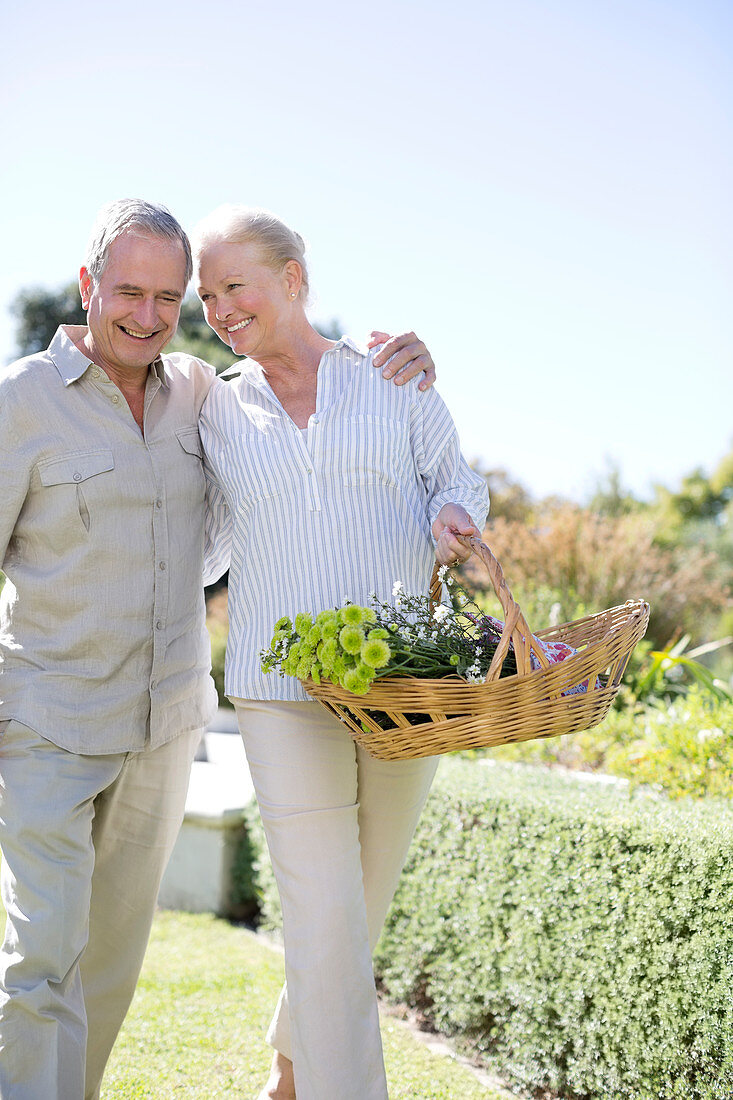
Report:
392,581,404,598
697,727,723,743
433,605,451,623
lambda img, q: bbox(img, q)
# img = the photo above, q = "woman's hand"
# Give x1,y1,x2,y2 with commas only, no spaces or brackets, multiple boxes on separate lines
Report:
367,331,436,390
432,503,482,566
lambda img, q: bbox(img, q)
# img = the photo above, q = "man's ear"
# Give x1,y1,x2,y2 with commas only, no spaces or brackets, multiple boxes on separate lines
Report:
79,266,93,311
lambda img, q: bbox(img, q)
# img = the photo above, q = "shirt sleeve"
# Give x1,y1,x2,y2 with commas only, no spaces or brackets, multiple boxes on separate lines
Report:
409,386,489,535
0,425,30,570
202,461,232,587
199,381,233,586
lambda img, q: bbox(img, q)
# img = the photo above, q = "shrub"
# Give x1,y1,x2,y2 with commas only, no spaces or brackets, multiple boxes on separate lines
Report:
490,688,733,800
240,757,733,1097
373,760,733,1100
472,508,731,651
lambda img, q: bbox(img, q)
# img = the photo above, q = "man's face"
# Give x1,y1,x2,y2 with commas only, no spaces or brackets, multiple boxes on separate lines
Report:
80,230,187,376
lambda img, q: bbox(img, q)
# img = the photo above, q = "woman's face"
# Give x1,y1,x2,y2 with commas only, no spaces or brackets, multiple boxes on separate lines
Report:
196,240,293,358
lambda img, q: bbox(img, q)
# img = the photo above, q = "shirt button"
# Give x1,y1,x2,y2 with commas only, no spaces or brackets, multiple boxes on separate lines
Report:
150,681,158,692
156,621,163,630
305,468,312,474
73,472,82,482
312,417,319,424
91,368,101,379
111,394,120,404
159,561,167,571
155,499,163,509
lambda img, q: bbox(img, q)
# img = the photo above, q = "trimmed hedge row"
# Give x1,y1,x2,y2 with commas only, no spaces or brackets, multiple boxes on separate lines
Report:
241,759,733,1100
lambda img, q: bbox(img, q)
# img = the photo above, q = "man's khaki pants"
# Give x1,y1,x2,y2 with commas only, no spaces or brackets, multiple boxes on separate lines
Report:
0,719,201,1100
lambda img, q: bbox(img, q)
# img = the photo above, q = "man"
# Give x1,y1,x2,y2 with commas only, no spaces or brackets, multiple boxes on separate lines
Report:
0,199,435,1099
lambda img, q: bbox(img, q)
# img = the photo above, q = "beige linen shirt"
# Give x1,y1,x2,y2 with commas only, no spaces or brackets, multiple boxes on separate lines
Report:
0,325,218,753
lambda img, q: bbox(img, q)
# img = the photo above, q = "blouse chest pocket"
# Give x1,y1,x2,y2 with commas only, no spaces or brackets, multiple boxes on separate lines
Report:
337,415,411,488
37,449,115,534
217,428,299,508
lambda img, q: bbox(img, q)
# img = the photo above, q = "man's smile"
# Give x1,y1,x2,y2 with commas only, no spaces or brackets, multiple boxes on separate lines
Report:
119,325,159,339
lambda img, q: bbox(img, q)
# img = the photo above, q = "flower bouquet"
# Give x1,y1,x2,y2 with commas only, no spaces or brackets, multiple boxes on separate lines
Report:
261,569,528,699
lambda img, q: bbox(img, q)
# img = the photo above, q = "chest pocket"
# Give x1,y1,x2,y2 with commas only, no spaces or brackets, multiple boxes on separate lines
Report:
175,426,203,460
37,449,115,534
337,415,411,488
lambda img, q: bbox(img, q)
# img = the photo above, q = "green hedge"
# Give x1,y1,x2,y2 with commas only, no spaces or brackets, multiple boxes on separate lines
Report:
374,760,733,1100
243,758,733,1098
240,759,733,1098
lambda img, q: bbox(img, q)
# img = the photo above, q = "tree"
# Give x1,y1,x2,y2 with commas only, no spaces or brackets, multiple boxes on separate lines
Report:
10,283,86,357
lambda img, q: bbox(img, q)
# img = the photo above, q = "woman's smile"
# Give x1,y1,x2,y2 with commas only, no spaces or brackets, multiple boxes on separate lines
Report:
225,317,253,333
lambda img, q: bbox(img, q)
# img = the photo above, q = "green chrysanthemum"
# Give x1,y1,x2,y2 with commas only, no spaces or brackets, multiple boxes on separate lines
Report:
306,625,322,647
367,627,390,642
342,668,370,695
316,610,338,626
360,638,391,669
294,612,313,635
341,604,366,626
332,654,348,677
320,618,339,640
296,657,312,680
339,625,365,655
319,639,338,668
273,616,292,632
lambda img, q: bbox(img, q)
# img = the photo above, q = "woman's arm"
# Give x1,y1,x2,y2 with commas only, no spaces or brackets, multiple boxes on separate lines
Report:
409,386,490,551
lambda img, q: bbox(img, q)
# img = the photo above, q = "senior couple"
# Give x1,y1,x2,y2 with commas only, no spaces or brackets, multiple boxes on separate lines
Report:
0,198,488,1099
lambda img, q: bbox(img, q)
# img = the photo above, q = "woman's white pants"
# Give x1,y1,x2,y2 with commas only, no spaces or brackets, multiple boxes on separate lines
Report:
233,700,438,1100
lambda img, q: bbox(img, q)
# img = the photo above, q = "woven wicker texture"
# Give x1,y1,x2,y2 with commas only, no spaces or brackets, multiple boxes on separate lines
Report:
304,536,650,760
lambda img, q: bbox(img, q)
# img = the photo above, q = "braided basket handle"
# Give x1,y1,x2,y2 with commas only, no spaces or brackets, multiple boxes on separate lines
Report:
429,534,550,682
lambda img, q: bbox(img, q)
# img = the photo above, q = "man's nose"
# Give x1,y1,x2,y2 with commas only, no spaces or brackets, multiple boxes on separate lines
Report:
133,298,159,331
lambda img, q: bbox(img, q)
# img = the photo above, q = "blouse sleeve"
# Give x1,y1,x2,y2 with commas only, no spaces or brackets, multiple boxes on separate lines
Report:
408,385,489,534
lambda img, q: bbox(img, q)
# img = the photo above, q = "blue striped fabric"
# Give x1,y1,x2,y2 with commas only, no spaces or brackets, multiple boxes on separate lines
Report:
201,338,489,702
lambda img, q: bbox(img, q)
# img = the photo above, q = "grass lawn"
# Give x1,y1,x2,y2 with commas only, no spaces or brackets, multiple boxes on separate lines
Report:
102,909,508,1099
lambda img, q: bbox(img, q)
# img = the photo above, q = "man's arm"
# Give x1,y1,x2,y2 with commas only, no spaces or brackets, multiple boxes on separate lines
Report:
0,439,30,569
367,331,436,390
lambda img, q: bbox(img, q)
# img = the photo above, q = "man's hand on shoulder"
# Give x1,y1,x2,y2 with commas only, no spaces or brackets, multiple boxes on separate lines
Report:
368,331,436,391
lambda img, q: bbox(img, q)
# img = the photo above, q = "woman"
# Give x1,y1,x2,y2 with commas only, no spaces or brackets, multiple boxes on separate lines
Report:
196,206,489,1100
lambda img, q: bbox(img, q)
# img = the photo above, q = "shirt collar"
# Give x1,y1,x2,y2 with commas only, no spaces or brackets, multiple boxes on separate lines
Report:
216,336,369,388
326,335,369,358
49,325,168,388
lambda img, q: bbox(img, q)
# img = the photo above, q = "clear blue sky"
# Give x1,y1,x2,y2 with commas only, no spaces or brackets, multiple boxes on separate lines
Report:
1,0,730,501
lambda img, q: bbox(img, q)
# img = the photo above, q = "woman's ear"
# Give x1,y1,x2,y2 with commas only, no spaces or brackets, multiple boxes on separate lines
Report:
284,259,303,300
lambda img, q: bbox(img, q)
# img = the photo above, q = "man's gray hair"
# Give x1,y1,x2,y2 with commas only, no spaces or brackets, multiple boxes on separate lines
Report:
85,199,193,285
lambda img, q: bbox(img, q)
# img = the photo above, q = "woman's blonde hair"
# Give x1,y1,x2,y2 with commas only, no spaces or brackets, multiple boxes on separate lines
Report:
192,205,309,300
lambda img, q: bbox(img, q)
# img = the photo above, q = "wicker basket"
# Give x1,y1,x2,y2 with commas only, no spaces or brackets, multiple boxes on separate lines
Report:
304,536,650,760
